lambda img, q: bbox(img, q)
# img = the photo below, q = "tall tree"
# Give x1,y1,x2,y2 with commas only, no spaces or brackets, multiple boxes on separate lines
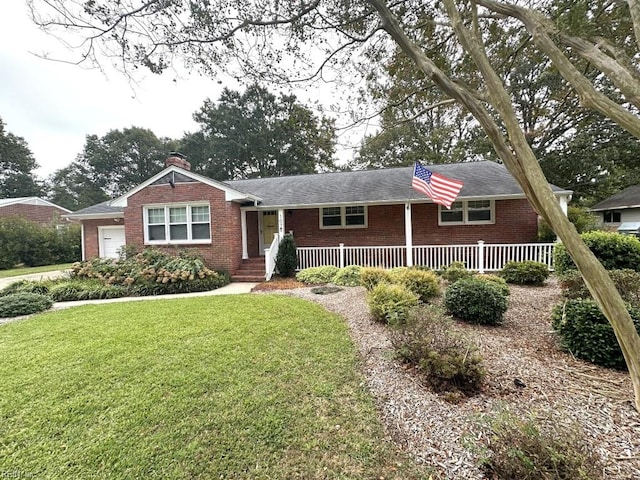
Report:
0,117,42,198
181,85,337,180
29,0,640,410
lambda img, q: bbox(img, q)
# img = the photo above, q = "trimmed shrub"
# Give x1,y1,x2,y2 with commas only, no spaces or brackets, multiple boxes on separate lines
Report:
500,260,550,286
558,269,640,305
444,277,508,325
275,234,297,277
553,231,640,274
389,305,485,395
440,261,474,283
360,267,393,291
551,299,640,369
296,266,339,284
0,293,53,318
333,265,362,286
367,283,419,325
473,274,510,296
475,409,604,480
391,268,441,302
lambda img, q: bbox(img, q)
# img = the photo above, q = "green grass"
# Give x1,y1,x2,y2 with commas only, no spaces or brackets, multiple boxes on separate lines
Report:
0,263,74,279
0,295,430,479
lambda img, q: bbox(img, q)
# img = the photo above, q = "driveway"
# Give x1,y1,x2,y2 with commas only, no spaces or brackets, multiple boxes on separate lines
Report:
0,270,70,290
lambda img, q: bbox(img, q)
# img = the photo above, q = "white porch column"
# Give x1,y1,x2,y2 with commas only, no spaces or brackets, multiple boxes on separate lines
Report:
277,208,285,239
240,210,249,259
81,223,86,261
405,202,413,267
558,194,570,216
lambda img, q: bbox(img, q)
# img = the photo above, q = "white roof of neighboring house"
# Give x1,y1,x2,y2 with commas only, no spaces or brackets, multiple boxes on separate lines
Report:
0,197,71,213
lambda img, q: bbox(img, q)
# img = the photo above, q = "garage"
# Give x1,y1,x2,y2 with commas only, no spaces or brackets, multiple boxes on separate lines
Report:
98,226,126,258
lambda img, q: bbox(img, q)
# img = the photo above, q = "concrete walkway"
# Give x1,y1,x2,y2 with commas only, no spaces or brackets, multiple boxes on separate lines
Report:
0,270,258,320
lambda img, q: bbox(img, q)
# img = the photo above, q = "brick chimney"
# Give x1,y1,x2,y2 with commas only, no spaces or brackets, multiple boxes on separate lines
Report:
165,152,191,171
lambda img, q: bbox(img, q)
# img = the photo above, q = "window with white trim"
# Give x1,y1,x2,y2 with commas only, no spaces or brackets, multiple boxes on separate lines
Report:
320,205,367,229
144,204,211,244
439,200,494,225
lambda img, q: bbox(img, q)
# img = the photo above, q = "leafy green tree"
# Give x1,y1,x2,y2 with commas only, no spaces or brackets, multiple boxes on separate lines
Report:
46,163,110,211
0,117,42,198
181,85,337,180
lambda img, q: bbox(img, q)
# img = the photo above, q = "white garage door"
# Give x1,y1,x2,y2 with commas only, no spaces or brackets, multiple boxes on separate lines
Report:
98,226,126,259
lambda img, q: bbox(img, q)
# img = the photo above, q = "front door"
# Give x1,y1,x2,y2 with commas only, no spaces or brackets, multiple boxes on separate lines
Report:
262,211,278,245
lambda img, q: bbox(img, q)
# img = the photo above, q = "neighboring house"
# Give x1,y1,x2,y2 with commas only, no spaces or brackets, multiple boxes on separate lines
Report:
66,155,572,280
590,185,640,230
0,197,71,226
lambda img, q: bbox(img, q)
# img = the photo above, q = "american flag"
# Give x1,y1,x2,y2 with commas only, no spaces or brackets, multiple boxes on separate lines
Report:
412,162,464,209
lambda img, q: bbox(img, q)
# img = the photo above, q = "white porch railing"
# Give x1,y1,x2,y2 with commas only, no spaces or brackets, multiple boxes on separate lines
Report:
296,241,555,273
264,233,282,281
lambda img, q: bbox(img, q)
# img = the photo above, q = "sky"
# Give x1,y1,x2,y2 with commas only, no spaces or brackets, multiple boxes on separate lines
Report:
0,2,360,180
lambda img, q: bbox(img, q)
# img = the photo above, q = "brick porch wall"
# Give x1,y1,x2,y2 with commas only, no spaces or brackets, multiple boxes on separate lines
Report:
0,204,69,225
282,199,538,247
124,182,243,273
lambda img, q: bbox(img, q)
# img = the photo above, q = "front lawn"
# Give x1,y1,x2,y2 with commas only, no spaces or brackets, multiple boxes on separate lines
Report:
0,295,428,479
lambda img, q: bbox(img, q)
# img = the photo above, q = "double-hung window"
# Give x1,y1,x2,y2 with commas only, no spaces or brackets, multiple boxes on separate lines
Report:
320,205,367,229
439,200,494,225
144,204,211,244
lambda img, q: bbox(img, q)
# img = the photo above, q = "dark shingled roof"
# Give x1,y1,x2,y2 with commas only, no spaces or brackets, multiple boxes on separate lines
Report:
67,161,572,216
226,161,570,207
67,200,124,218
590,185,640,211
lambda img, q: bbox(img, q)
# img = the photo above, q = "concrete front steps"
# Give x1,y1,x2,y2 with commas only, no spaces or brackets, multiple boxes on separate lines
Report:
231,257,266,282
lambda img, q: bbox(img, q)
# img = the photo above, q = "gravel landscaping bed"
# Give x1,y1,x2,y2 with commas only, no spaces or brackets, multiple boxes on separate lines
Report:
265,280,640,479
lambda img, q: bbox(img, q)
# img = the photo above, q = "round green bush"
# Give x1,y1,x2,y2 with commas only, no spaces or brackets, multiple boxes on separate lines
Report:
551,299,640,370
367,283,419,325
553,231,640,274
391,268,441,302
444,277,509,325
0,293,53,318
473,274,510,296
500,260,550,285
296,266,339,284
333,265,362,286
360,267,393,291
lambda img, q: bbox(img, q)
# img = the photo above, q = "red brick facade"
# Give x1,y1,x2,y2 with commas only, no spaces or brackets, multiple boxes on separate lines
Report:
123,182,243,273
278,199,537,248
0,203,69,225
83,218,124,258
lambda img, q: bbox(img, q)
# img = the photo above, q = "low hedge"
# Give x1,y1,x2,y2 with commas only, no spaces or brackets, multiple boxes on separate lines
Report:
558,269,640,306
0,293,53,318
554,231,640,274
391,268,440,302
296,266,340,284
333,265,362,286
440,261,474,283
360,267,393,291
551,299,640,369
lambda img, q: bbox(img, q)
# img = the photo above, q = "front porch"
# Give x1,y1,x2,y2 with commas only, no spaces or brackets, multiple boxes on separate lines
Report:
248,239,556,281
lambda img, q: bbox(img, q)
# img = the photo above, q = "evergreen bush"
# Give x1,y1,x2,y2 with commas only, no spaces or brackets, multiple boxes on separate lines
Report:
553,231,640,274
275,234,297,277
0,293,53,318
333,265,362,286
296,266,339,284
444,277,508,325
367,283,419,325
551,299,640,369
391,268,441,302
389,305,485,395
473,274,510,296
558,269,640,305
360,267,392,291
440,261,474,283
500,260,550,285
